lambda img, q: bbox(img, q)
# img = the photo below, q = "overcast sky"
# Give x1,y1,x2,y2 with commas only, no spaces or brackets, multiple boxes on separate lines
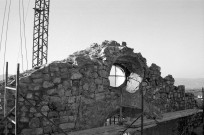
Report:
0,0,204,78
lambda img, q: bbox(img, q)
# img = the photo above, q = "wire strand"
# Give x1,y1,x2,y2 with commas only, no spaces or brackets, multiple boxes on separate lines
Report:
3,0,12,81
25,0,31,22
22,0,29,70
0,0,8,54
18,0,24,71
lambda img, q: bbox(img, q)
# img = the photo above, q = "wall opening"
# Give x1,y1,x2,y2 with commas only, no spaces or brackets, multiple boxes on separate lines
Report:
108,65,126,87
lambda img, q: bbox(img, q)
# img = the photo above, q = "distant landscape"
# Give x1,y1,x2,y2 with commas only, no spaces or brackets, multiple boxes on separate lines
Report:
0,75,4,81
174,78,204,90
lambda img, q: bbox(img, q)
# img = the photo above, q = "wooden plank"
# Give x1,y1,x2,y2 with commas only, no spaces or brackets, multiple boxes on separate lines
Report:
5,86,16,91
7,117,15,124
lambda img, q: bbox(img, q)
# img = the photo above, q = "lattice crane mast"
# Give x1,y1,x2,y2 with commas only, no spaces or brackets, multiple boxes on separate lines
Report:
32,0,50,68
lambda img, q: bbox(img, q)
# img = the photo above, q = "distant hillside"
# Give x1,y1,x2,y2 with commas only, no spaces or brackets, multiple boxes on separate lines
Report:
175,78,204,90
0,75,4,81
0,74,12,81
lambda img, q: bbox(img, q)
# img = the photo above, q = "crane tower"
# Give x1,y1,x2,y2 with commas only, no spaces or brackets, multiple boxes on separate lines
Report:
32,0,50,68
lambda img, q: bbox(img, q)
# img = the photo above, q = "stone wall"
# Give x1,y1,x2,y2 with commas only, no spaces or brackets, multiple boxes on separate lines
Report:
140,112,203,135
0,40,197,135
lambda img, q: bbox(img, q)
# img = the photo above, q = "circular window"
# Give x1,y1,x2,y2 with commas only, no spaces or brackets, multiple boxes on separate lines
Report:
108,65,126,87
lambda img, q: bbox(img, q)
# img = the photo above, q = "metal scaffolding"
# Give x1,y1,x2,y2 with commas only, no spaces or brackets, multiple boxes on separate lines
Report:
32,0,50,68
1,62,20,135
0,62,67,135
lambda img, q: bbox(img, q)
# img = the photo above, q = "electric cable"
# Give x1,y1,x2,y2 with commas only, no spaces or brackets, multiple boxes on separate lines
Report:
0,0,8,54
2,0,12,81
22,0,29,70
18,0,24,71
25,0,31,22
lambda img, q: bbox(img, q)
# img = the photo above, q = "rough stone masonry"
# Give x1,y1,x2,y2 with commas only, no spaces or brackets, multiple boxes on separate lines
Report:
0,40,197,135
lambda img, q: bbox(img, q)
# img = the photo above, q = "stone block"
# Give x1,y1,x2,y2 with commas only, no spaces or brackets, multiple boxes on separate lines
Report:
21,129,32,135
42,67,49,73
57,88,65,97
142,82,147,87
95,93,105,100
50,66,59,72
53,77,61,84
93,72,98,78
65,90,72,96
60,68,68,72
43,74,51,81
47,88,56,95
43,126,52,134
95,78,102,85
83,83,89,91
56,104,66,111
68,116,75,122
50,96,61,102
41,105,49,112
42,119,50,126
98,70,108,78
33,128,43,135
53,118,60,124
20,117,29,122
97,85,104,92
71,72,83,80
43,81,54,88
26,93,33,99
31,72,42,79
63,80,71,89
59,123,75,130
59,111,68,116
34,113,42,117
68,96,76,103
60,116,69,123
102,78,109,86
30,107,37,113
33,78,43,84
20,76,32,83
48,111,59,118
21,106,28,112
29,118,40,128
61,97,68,104
28,84,41,91
81,97,94,104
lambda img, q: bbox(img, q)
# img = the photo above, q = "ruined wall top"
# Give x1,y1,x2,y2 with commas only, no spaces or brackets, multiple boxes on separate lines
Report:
0,40,196,135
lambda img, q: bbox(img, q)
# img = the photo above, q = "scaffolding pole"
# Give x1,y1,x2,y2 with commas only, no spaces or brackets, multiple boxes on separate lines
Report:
141,87,144,135
3,62,20,135
202,87,204,135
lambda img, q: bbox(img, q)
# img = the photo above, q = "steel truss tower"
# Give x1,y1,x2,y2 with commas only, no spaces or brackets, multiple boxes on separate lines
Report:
32,0,50,68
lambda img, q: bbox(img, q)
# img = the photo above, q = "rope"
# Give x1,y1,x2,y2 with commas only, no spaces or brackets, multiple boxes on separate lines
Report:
2,0,12,81
21,0,29,70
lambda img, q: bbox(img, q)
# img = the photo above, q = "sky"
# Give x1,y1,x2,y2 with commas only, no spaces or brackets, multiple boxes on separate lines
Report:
0,0,204,78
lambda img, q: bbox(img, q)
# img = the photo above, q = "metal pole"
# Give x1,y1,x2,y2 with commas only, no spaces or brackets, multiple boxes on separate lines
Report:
202,87,204,135
120,90,123,123
141,87,144,135
15,63,19,135
4,62,8,135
